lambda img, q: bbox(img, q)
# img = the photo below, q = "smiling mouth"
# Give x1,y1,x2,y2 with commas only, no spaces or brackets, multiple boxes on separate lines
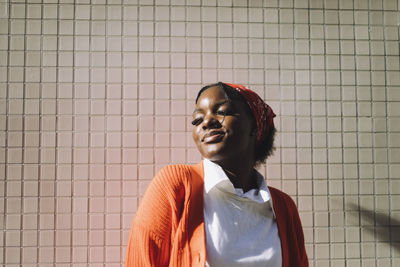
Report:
202,131,225,144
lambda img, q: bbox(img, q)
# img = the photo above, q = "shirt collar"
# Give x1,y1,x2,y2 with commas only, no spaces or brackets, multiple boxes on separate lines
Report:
203,159,276,217
204,158,231,193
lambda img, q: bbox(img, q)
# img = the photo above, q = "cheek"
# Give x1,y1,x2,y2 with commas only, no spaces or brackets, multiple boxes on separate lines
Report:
225,120,252,140
192,126,201,142
225,119,245,134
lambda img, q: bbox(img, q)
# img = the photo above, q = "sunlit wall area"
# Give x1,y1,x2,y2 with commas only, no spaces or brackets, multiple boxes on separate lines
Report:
0,0,399,266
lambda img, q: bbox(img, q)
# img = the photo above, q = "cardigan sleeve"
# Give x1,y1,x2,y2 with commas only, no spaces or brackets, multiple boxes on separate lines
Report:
290,198,309,267
124,223,170,267
124,165,188,267
269,186,309,267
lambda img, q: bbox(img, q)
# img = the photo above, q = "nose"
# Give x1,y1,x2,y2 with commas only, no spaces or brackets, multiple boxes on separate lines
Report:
202,113,221,130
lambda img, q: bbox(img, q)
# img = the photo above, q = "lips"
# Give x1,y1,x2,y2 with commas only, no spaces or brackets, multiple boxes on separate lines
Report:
202,130,225,143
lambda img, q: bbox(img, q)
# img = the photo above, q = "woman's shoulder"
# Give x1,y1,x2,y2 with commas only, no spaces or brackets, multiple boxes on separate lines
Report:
134,164,200,220
268,186,298,209
156,163,200,181
158,163,192,175
152,162,203,190
268,186,291,198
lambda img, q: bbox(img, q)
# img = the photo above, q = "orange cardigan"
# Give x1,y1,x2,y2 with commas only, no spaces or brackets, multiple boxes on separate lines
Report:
125,162,308,267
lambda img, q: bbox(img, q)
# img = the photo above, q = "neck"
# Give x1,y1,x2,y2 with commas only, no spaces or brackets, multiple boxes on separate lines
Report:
213,157,258,193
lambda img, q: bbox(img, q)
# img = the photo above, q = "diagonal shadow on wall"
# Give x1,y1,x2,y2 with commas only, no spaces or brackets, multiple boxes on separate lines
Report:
347,202,400,252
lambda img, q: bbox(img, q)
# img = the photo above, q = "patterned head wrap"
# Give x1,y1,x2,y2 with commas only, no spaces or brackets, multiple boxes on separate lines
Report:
224,83,276,145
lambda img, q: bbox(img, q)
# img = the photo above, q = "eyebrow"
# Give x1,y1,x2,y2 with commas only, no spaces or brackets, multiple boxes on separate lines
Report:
193,99,230,114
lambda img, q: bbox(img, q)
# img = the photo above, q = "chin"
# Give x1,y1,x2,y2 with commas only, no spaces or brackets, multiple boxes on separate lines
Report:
198,143,230,161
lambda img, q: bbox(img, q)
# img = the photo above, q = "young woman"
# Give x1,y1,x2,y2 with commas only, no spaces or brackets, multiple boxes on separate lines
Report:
125,82,308,267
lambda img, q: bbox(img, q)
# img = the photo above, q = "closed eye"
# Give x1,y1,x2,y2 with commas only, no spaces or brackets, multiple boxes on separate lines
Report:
191,117,203,126
216,110,226,116
216,107,237,117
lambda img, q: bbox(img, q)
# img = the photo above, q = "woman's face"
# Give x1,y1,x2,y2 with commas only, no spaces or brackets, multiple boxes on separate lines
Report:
192,86,256,162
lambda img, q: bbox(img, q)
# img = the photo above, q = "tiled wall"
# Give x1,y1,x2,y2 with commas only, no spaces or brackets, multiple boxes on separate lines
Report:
1,0,399,266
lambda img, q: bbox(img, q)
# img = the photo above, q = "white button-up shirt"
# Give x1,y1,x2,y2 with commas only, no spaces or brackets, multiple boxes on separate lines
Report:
203,159,282,267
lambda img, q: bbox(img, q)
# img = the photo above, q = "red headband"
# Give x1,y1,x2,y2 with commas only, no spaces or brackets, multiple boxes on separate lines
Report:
224,83,276,145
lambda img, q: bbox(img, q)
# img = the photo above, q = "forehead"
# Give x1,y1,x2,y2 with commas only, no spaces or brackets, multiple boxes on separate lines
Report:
194,85,251,116
196,86,228,104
